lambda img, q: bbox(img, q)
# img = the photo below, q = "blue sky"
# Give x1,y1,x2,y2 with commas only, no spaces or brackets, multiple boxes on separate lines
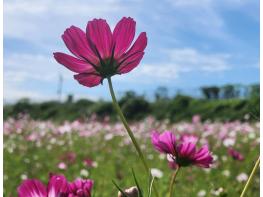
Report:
4,0,259,102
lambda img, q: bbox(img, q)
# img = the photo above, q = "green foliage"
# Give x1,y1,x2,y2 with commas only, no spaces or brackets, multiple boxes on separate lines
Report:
151,99,171,120
90,101,114,120
121,98,150,121
201,86,220,99
249,84,260,98
3,84,260,122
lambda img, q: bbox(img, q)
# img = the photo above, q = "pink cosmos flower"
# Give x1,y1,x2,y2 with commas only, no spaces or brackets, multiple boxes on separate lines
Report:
83,158,96,168
17,174,68,197
17,174,94,197
60,152,77,164
228,147,244,161
54,17,147,87
151,131,213,168
57,162,67,170
192,115,201,124
180,134,198,144
68,179,94,197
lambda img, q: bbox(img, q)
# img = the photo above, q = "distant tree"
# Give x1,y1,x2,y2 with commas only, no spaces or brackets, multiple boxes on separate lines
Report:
201,86,219,99
210,86,220,99
233,84,242,98
92,102,113,118
222,85,235,99
121,97,150,120
201,87,211,99
250,84,260,98
155,86,168,100
66,94,74,103
119,91,137,106
169,95,192,122
243,85,250,98
13,98,32,115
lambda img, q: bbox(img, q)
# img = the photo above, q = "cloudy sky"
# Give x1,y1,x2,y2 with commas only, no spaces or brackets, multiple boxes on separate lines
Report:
4,0,259,102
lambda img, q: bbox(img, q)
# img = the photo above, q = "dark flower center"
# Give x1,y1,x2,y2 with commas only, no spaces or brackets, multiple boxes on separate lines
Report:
97,58,119,78
175,156,194,167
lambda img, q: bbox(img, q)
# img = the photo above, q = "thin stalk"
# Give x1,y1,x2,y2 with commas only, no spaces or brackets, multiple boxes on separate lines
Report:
240,156,260,197
169,167,180,197
107,77,159,197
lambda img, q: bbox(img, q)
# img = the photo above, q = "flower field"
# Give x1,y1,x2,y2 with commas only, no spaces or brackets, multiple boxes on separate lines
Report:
4,115,260,196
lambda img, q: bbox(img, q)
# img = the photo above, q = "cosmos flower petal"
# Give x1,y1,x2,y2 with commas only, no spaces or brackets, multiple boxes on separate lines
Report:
125,32,147,56
194,145,210,158
228,147,244,161
113,17,136,58
69,179,94,197
53,52,95,73
193,145,213,168
74,73,102,87
86,19,113,58
62,26,98,63
47,174,69,197
177,142,196,158
195,156,213,168
180,134,198,144
118,52,144,74
17,179,46,197
151,131,164,153
117,32,147,74
151,131,177,155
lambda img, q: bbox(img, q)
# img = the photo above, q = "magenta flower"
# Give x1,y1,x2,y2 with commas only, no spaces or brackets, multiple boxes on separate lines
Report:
17,174,68,197
151,131,213,168
151,130,177,155
228,147,244,161
180,134,198,144
192,115,201,124
18,174,94,197
57,162,67,170
83,158,96,168
54,17,147,87
60,151,77,164
68,179,94,197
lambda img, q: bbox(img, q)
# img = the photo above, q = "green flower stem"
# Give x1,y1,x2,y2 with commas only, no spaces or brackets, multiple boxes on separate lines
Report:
169,167,180,197
107,77,159,197
240,156,260,197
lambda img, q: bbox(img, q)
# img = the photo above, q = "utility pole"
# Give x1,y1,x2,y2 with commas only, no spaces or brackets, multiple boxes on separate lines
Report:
57,73,63,102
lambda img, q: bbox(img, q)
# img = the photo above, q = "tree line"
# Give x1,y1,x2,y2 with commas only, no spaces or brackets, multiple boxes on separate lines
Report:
4,83,259,123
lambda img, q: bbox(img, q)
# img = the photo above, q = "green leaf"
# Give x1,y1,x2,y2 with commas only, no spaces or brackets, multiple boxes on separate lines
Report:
132,169,143,197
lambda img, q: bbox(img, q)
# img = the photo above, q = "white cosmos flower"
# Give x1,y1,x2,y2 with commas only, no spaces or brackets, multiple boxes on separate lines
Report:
197,190,206,197
150,168,163,178
236,173,248,182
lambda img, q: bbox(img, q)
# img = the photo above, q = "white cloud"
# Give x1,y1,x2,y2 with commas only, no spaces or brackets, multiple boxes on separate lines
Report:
4,83,99,104
4,84,49,103
168,48,231,72
4,53,71,83
165,0,258,39
115,48,231,84
3,52,105,102
3,0,134,44
4,53,70,102
4,47,232,101
4,0,258,44
165,0,225,39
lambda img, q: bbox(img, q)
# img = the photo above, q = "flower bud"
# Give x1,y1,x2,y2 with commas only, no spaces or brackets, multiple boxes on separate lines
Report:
117,186,139,197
